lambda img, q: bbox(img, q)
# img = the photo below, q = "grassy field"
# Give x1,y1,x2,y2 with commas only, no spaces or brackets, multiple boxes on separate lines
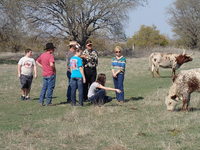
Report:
0,53,200,150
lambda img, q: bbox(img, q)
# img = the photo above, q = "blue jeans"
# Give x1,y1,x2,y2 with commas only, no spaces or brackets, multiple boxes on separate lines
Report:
113,73,124,101
39,75,56,105
88,89,106,105
70,78,83,105
66,71,71,102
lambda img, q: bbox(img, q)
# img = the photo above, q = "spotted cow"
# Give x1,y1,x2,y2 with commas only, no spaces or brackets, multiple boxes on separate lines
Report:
165,68,200,111
149,52,192,77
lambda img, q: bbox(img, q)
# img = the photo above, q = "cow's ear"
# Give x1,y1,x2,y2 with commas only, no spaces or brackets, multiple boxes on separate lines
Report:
171,95,177,99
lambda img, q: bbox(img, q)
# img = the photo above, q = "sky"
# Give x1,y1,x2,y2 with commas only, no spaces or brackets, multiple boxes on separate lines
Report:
125,0,175,38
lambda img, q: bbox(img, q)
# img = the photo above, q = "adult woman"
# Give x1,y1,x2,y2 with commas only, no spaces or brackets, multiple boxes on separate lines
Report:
111,46,126,103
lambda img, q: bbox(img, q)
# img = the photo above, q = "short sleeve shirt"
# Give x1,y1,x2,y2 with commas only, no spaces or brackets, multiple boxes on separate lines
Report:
18,56,36,76
70,56,83,78
36,52,55,77
87,82,100,98
111,56,126,73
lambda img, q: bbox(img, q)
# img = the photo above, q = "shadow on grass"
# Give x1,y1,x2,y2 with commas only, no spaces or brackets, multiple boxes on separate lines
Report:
32,96,57,101
126,96,144,102
0,59,18,64
159,75,172,78
174,107,200,112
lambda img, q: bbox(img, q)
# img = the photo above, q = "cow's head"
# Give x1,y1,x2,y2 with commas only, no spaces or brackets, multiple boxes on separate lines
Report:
165,95,178,111
176,54,193,66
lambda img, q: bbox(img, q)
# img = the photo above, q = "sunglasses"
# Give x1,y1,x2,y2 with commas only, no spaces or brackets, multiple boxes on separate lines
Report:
115,51,121,53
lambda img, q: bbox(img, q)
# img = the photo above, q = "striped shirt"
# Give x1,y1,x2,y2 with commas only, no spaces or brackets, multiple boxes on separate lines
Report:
111,56,126,73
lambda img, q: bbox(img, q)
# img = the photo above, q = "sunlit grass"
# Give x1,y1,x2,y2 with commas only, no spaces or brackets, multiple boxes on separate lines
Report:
0,54,200,150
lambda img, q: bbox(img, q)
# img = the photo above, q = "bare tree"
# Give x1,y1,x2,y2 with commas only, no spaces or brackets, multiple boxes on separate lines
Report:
168,0,200,49
25,0,147,46
0,0,25,51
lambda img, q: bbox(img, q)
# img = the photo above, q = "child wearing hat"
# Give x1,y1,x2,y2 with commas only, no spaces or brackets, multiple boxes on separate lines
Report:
36,43,56,106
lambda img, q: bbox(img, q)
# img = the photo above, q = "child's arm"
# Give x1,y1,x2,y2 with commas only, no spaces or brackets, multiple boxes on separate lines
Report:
17,64,21,78
50,62,56,73
34,64,37,78
80,67,86,83
98,84,121,93
112,69,121,78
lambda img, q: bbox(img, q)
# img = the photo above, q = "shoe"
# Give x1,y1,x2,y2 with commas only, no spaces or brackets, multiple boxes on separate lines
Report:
20,95,25,100
25,96,30,100
40,102,45,106
71,103,76,106
66,100,71,104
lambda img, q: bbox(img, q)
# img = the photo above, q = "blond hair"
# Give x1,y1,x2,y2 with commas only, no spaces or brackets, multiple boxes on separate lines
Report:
114,46,122,52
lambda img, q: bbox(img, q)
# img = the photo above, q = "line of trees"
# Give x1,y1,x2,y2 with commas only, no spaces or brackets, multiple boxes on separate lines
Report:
0,0,200,53
0,0,147,52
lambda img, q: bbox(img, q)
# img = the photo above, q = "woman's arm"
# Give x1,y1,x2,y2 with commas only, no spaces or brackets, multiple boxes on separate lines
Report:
98,84,121,93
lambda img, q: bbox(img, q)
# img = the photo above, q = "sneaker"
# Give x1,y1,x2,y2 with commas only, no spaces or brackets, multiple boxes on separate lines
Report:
20,95,25,100
25,96,30,100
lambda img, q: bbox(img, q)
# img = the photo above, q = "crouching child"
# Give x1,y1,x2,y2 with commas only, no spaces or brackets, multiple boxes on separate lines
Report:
88,73,121,105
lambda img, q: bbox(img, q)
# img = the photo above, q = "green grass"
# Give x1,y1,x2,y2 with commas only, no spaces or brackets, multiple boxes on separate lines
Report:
0,56,200,150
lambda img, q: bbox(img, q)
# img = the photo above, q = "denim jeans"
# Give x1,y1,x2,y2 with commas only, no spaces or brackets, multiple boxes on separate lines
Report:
113,73,124,101
88,89,106,105
39,75,56,105
70,78,83,105
66,71,71,102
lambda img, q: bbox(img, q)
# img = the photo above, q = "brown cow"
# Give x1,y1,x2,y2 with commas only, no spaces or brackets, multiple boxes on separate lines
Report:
149,52,192,77
165,68,200,111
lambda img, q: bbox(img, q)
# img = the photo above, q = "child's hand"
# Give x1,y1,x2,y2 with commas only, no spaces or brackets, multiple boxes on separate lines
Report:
34,74,37,79
116,89,121,93
112,73,117,78
83,77,86,83
18,74,21,78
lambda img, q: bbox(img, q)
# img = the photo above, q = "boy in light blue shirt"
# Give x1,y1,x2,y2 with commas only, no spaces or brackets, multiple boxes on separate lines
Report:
70,48,86,106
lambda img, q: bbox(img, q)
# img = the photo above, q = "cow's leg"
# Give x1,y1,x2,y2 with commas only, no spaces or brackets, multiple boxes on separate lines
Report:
186,94,191,111
151,64,155,77
186,100,190,111
155,66,160,77
181,98,187,111
172,68,176,77
182,98,190,111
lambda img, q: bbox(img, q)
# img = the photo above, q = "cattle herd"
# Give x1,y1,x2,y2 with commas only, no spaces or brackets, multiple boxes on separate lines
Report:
148,50,198,111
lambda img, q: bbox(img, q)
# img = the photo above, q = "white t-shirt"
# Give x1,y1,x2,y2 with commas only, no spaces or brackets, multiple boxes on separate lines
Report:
18,56,36,76
88,82,100,98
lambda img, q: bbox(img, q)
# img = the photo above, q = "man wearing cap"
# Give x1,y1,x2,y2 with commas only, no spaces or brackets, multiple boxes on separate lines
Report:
82,40,98,101
36,43,56,106
66,41,78,103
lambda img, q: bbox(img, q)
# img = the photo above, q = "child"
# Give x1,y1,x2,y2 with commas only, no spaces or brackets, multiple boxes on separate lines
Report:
111,46,126,103
88,73,121,105
70,48,86,106
36,43,56,106
18,49,37,100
